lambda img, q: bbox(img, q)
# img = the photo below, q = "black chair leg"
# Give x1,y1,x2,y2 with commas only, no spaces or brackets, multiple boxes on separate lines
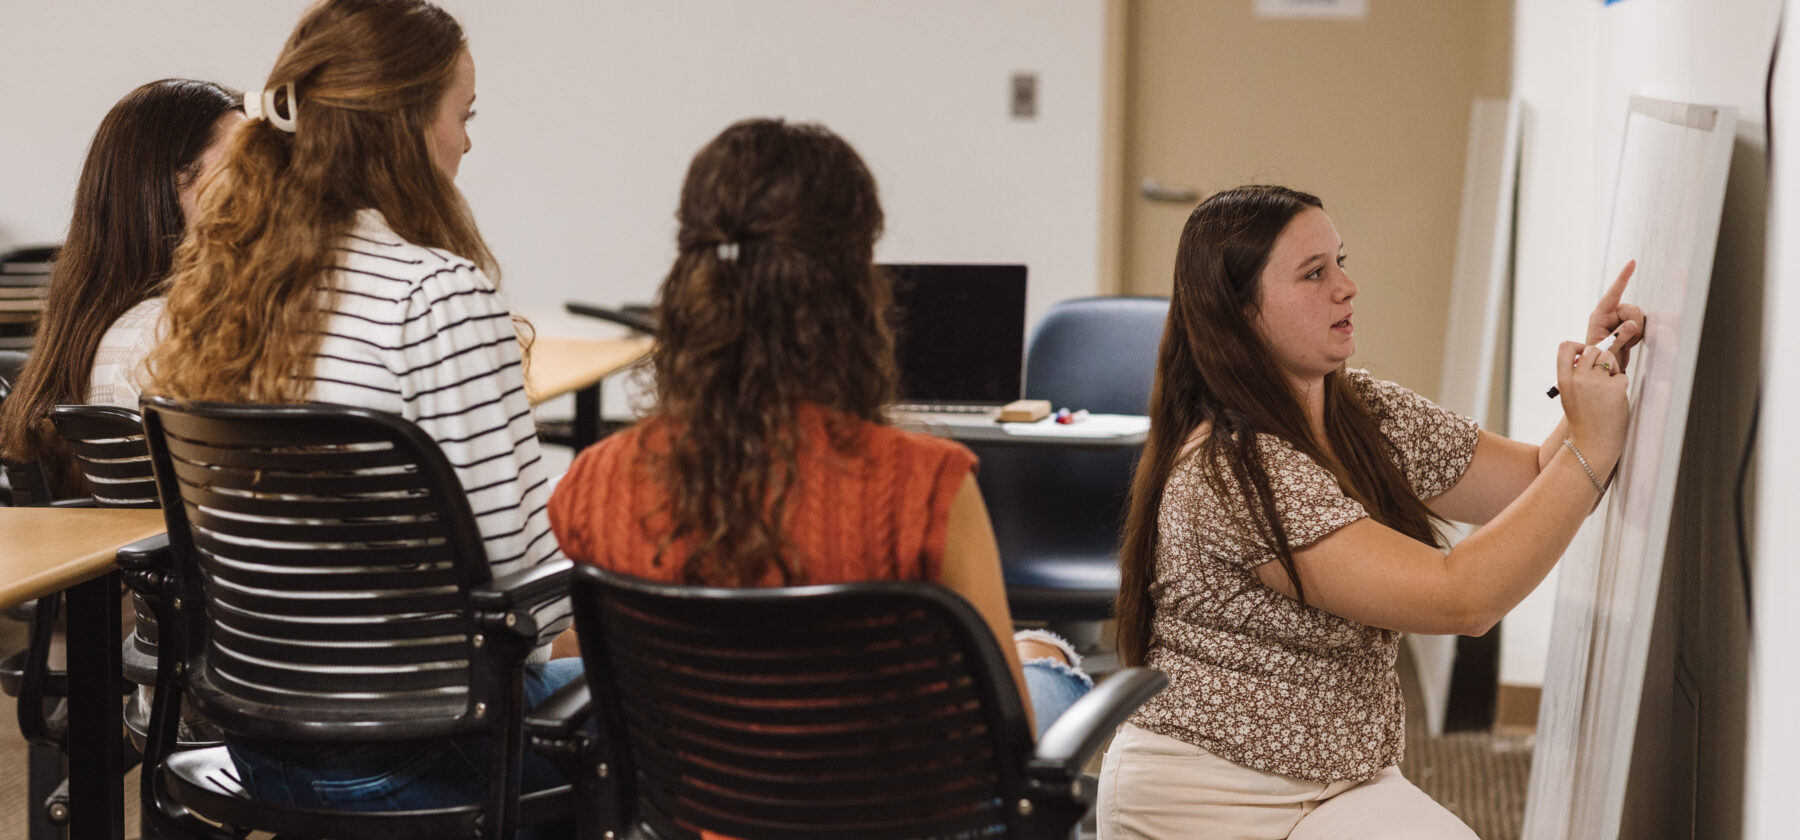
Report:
28,743,66,840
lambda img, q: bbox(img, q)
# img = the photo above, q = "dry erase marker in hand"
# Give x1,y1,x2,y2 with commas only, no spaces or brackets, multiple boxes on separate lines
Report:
1546,332,1621,398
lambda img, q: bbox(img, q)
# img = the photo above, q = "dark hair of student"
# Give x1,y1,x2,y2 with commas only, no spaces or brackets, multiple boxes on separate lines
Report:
0,78,241,490
148,0,494,403
1115,184,1447,667
647,118,895,587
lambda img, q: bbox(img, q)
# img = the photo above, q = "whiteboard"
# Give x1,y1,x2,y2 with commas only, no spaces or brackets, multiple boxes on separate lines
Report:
1523,97,1736,840
1412,96,1521,736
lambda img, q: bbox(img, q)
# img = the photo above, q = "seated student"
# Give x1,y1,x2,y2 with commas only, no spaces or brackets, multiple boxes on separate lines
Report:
548,118,1092,737
1099,185,1640,839
143,0,576,815
0,79,242,493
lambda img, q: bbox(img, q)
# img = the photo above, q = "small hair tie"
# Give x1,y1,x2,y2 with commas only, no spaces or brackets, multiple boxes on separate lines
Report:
244,82,298,133
715,242,740,263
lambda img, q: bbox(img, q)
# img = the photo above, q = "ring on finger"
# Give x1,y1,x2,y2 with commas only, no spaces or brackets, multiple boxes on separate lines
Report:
1597,361,1614,373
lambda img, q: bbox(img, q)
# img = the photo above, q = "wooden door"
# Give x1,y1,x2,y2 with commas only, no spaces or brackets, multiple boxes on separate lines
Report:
1114,0,1511,395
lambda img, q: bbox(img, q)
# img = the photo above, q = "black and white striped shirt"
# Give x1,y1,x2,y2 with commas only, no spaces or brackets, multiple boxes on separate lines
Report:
307,209,568,643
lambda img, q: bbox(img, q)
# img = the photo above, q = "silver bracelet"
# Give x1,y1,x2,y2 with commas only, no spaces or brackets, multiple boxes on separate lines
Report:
1562,438,1605,496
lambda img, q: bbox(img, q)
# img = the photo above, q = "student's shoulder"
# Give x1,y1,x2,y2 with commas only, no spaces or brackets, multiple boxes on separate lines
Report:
1168,423,1335,500
334,210,483,292
1341,366,1439,416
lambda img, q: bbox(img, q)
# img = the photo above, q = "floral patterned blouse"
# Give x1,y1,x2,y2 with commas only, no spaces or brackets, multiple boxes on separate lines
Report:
1128,368,1479,783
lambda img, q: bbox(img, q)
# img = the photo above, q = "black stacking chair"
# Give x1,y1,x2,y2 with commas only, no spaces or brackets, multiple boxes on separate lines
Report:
136,397,576,840
49,404,193,757
0,350,55,505
535,563,1166,839
0,247,55,355
968,296,1167,623
51,404,158,506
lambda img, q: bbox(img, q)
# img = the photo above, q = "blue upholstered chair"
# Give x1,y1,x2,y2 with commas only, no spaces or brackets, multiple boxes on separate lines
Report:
968,296,1168,623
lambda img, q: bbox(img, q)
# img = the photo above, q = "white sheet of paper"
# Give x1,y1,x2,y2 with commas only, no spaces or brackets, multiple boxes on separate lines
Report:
1000,413,1150,439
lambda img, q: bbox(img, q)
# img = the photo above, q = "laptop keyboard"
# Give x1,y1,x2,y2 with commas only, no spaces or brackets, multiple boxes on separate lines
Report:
892,403,1001,416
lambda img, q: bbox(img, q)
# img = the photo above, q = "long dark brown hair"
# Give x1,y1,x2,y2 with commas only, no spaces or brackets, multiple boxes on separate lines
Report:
647,118,895,586
148,0,495,403
1115,185,1446,666
0,79,240,491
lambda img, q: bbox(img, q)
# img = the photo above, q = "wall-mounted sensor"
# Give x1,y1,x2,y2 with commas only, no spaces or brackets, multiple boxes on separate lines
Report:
1011,73,1038,119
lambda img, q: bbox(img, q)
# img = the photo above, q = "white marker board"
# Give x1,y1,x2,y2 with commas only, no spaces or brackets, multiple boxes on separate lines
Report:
1523,96,1735,840
1412,96,1521,736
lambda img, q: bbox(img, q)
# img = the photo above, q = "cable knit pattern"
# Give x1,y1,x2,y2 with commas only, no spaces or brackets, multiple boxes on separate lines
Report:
548,402,977,586
1127,368,1478,783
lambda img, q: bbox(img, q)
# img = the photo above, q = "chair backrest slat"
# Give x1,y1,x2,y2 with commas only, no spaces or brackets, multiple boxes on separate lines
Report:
574,564,1035,839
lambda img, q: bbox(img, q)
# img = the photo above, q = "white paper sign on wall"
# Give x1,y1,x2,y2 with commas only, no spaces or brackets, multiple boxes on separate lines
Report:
1254,0,1369,20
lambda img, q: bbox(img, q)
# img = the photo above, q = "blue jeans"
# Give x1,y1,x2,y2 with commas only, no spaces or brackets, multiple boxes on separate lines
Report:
226,657,583,825
1023,657,1094,738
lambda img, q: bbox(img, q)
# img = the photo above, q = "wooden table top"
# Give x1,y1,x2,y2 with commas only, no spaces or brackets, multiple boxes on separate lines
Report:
525,336,652,404
0,508,166,609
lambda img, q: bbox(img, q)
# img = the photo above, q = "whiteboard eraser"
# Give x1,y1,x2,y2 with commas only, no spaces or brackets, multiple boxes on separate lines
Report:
999,399,1051,422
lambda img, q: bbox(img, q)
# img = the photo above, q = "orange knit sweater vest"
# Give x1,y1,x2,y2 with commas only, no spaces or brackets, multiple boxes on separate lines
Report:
547,403,977,586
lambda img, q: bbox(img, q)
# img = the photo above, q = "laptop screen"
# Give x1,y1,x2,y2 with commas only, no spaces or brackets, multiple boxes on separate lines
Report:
884,263,1027,405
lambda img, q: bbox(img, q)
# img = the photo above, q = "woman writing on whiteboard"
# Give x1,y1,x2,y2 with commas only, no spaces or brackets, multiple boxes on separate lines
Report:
1098,184,1641,839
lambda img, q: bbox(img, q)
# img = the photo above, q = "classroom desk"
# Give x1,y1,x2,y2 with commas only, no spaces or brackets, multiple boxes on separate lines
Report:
525,336,653,450
1,507,166,840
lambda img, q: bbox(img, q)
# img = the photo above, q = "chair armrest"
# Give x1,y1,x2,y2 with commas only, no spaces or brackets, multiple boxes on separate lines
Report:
472,559,572,641
524,676,592,740
564,301,657,335
115,533,170,571
525,677,595,780
1029,667,1167,780
471,558,572,613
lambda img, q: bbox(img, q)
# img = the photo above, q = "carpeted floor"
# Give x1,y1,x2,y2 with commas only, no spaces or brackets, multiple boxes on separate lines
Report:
0,615,1531,839
1399,663,1535,840
1403,726,1534,839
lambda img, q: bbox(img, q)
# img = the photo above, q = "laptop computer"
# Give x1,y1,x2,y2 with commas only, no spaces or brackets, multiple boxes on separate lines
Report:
885,263,1027,420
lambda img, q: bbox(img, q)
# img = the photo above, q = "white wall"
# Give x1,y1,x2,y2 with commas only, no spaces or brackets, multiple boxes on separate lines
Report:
1505,0,1778,689
0,0,1107,343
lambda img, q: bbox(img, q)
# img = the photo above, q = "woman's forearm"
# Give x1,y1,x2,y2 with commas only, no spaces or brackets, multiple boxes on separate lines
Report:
1448,444,1604,631
1537,416,1572,473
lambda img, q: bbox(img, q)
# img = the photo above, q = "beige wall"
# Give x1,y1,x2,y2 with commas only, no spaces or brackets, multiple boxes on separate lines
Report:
1115,0,1512,399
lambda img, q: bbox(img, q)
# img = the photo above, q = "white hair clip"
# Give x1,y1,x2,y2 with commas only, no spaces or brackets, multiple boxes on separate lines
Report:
244,82,298,134
715,242,741,263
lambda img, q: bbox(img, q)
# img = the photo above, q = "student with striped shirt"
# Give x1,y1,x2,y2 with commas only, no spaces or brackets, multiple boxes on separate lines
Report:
144,0,575,818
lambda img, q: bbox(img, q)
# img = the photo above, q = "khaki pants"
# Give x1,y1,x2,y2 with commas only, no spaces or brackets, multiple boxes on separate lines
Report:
1098,723,1479,840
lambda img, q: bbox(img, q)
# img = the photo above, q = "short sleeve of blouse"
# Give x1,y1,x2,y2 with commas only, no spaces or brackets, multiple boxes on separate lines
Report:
1176,434,1368,572
1258,435,1370,553
1345,369,1479,499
